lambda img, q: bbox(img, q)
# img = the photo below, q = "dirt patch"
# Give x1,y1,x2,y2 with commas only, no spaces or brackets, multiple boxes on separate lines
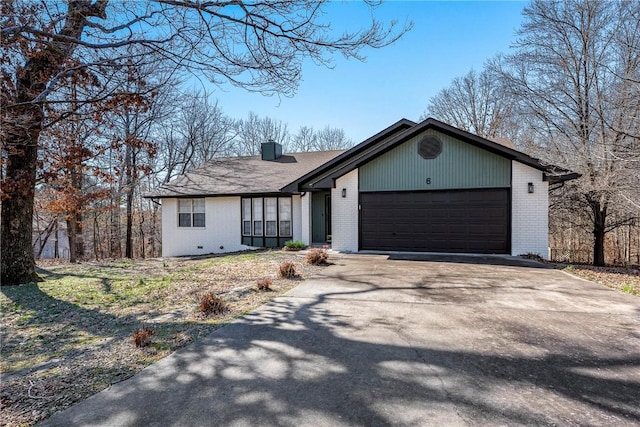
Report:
0,250,320,427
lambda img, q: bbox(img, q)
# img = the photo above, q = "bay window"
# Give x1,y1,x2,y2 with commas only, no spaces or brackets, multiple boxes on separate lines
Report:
241,197,292,247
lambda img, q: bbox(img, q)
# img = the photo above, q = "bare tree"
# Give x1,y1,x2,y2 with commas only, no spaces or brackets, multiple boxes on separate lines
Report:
495,0,640,266
1,0,409,285
421,68,518,141
232,112,290,156
292,125,353,152
157,90,235,183
291,126,318,152
315,125,353,150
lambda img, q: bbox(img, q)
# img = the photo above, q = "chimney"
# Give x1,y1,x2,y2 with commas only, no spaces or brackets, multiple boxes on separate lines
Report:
261,140,282,161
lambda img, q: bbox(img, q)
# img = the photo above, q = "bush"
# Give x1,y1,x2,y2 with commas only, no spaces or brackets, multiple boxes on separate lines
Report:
284,240,306,250
279,262,297,279
199,292,226,316
132,326,155,347
306,249,329,265
256,277,273,291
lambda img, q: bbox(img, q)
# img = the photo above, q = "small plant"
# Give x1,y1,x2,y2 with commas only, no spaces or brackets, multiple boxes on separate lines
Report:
284,240,306,250
132,326,155,347
306,248,329,265
199,291,227,316
622,283,637,295
279,262,297,279
256,277,273,291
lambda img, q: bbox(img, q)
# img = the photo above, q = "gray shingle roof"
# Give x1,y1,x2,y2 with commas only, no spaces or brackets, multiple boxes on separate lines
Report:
146,150,345,198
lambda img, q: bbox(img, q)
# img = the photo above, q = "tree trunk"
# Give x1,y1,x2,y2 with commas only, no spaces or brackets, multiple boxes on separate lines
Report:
66,212,84,263
125,188,134,258
590,200,607,266
54,222,59,259
124,142,134,259
67,217,77,263
150,202,158,257
1,105,43,285
93,213,100,259
110,195,122,258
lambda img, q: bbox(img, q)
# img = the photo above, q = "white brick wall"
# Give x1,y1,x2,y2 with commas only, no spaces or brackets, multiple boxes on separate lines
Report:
331,169,359,252
292,194,303,243
162,195,306,256
161,197,253,257
300,192,311,245
511,161,549,258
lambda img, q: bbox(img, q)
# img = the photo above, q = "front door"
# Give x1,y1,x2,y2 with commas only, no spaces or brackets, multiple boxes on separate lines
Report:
312,191,331,243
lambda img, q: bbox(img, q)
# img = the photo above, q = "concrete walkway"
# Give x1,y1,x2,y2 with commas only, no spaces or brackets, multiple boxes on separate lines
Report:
43,254,640,426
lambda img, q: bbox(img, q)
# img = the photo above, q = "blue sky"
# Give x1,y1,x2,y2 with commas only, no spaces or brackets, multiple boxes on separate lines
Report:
200,1,526,143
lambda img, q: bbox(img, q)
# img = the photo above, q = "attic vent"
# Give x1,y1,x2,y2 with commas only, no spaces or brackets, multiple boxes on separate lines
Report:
418,136,442,159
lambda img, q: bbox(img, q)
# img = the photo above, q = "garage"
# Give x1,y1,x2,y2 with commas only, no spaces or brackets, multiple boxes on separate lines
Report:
283,118,578,257
360,189,510,253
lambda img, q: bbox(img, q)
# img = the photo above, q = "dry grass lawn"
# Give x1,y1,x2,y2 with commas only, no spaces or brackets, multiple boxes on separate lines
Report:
0,250,322,427
554,263,640,296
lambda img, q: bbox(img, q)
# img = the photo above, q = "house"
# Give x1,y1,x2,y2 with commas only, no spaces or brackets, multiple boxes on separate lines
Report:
146,118,578,258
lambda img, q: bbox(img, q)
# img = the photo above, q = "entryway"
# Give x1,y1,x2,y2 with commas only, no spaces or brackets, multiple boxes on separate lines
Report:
312,191,331,244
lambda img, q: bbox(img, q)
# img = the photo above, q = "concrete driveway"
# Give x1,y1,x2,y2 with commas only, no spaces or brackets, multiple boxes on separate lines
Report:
43,254,640,426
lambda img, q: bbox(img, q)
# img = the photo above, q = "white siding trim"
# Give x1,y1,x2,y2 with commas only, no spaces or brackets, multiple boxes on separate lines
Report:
331,169,359,252
511,161,549,258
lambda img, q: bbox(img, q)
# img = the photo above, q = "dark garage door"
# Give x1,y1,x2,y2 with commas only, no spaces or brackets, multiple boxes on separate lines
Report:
360,189,509,253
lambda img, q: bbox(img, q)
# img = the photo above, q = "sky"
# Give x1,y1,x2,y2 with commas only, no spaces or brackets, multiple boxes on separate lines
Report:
196,1,527,144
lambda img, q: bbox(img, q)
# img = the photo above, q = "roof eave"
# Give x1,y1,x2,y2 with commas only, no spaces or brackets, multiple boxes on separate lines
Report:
543,172,582,184
280,118,416,192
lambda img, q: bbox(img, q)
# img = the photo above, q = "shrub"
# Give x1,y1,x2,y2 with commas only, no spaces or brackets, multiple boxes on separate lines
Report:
199,292,226,316
279,262,297,279
284,240,306,250
132,326,155,347
256,277,273,291
622,283,637,295
306,249,329,265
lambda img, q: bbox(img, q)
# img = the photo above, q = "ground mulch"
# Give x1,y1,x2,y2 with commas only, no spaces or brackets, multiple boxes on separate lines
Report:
0,250,325,427
553,263,640,296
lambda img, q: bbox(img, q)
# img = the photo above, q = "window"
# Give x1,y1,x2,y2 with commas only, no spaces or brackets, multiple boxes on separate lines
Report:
279,198,292,237
242,199,251,236
241,197,292,238
265,198,277,236
178,199,205,227
252,198,263,236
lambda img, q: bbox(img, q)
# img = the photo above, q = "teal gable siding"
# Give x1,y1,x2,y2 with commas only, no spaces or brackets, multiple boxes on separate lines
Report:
359,129,511,192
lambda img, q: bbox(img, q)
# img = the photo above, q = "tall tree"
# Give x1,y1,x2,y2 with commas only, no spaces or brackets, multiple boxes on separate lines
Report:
421,68,517,141
496,0,640,266
1,0,408,285
291,125,353,152
157,91,235,183
232,112,290,155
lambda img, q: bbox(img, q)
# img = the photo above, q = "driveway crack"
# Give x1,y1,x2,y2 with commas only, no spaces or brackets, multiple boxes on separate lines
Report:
391,325,471,426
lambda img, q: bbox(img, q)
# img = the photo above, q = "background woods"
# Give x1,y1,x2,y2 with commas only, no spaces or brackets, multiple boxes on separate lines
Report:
1,0,406,285
28,87,357,263
424,0,640,266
